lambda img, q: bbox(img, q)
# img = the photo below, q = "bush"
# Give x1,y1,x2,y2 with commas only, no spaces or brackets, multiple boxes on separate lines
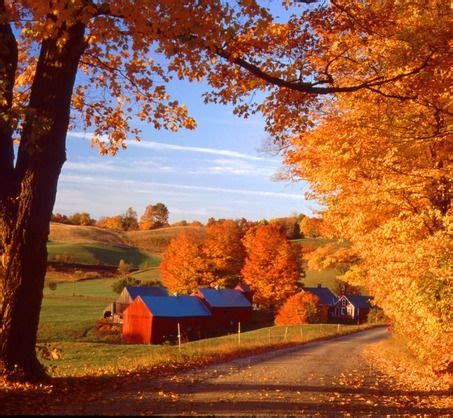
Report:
275,292,325,325
48,281,58,291
112,276,141,294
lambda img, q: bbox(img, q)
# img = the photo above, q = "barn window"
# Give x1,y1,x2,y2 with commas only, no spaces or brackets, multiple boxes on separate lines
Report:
341,298,347,306
341,307,346,315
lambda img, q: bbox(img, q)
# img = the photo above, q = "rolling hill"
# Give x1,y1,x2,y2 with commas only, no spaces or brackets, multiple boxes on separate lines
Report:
49,222,127,246
124,225,206,253
47,222,341,291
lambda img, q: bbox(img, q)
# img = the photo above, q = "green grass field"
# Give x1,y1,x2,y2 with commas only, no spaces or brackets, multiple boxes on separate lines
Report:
47,241,161,268
39,278,118,342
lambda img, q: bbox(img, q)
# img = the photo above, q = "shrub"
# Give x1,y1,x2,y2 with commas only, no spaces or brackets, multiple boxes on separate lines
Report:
275,292,324,325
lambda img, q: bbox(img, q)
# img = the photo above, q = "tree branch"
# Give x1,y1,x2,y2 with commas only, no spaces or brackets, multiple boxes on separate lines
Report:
215,46,435,95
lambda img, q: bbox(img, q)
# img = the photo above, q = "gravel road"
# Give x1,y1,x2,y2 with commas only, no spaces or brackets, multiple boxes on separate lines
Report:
5,326,451,415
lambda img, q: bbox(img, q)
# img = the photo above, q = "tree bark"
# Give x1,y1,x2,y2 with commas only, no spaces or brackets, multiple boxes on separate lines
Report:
0,18,86,381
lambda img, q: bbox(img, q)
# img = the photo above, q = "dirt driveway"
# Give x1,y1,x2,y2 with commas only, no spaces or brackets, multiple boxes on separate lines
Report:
3,327,451,415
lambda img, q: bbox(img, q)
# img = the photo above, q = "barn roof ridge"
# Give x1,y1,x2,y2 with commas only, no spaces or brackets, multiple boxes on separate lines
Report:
126,285,168,299
302,286,337,306
138,294,212,318
197,287,252,308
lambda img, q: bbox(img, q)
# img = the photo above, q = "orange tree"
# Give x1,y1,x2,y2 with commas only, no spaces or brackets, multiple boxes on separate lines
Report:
202,220,246,287
275,292,324,326
241,224,300,312
160,220,246,292
159,231,207,295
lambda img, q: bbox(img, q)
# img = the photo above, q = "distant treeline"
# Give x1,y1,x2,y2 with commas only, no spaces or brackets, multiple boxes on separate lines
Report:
52,206,328,239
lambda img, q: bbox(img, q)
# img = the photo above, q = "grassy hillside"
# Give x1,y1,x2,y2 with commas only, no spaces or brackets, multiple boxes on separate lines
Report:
291,238,340,293
125,225,205,253
47,242,161,269
49,222,126,246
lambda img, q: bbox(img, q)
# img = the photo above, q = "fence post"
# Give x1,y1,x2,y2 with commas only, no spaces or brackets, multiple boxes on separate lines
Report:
284,327,288,341
337,323,340,333
238,321,241,345
177,322,181,353
300,326,303,339
268,327,271,344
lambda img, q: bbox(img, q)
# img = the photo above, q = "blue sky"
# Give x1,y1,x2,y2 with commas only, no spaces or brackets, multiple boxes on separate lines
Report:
55,3,320,223
58,84,319,224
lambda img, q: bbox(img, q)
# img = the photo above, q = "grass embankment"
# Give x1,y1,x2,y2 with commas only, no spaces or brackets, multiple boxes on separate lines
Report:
41,323,378,378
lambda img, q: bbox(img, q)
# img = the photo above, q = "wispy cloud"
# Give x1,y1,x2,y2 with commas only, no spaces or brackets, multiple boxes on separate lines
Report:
64,158,175,174
67,131,272,162
60,174,307,201
186,158,278,177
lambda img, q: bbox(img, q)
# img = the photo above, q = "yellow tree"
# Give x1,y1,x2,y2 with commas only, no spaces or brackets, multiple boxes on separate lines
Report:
203,0,450,373
276,2,451,372
242,224,300,312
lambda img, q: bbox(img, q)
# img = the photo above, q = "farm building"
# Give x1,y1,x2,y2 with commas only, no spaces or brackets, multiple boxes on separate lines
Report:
193,287,253,331
122,295,211,344
103,285,168,320
301,285,337,320
332,294,373,324
234,282,254,303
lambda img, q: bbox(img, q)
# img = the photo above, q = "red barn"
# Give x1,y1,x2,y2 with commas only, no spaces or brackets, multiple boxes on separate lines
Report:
194,288,253,331
234,282,254,303
123,295,211,344
103,285,168,320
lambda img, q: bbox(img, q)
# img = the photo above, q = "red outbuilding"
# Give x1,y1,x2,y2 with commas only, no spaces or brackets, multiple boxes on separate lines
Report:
123,295,211,344
194,287,253,331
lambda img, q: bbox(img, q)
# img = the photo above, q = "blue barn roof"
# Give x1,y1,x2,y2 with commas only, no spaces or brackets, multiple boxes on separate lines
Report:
126,286,168,299
344,295,373,309
302,287,337,306
139,295,211,318
198,288,252,308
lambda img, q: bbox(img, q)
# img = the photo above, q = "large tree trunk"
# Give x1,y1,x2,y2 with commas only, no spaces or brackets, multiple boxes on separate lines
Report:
0,18,85,381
